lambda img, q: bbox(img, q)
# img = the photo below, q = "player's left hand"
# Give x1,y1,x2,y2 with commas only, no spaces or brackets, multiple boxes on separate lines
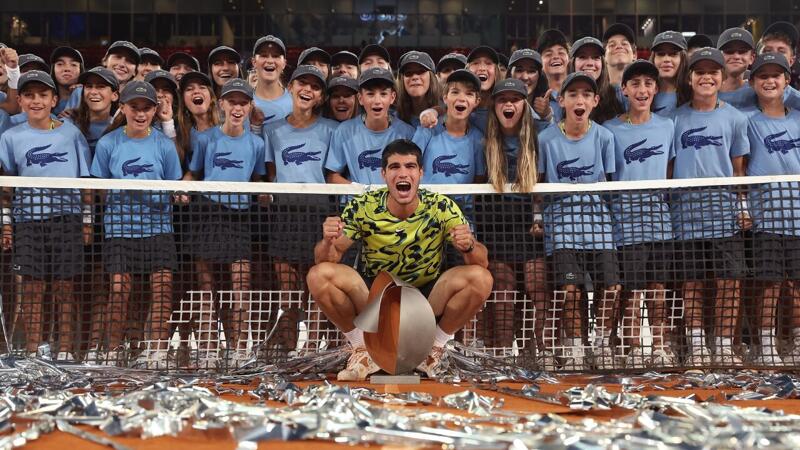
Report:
0,47,19,69
450,224,475,253
250,106,265,126
82,223,93,245
157,96,173,122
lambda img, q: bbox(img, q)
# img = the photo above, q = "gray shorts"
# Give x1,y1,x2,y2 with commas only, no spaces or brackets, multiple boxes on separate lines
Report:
618,241,674,290
187,198,252,264
677,237,745,280
13,214,84,279
103,234,178,274
753,232,800,281
550,249,620,288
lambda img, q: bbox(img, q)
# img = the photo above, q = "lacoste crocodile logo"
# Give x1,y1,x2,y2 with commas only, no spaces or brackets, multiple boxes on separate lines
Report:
764,131,800,155
121,157,154,177
624,138,664,164
25,145,68,167
432,154,469,176
556,157,594,181
357,148,382,170
281,143,321,166
212,152,244,169
681,126,723,150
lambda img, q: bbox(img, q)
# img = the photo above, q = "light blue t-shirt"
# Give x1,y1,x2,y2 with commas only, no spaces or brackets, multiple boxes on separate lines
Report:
718,85,757,110
744,107,800,237
0,121,90,221
64,116,113,155
468,107,490,135
189,126,266,208
671,102,749,240
537,122,616,253
550,90,563,123
653,92,677,117
0,109,10,137
90,127,183,238
413,121,485,184
264,116,338,183
253,90,293,126
324,116,415,184
604,115,675,246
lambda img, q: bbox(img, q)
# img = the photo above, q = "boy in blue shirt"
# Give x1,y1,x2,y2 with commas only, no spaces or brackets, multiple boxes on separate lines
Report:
718,28,757,109
671,48,750,368
0,71,91,361
324,67,415,185
743,53,800,366
413,69,486,185
537,72,620,370
605,60,677,368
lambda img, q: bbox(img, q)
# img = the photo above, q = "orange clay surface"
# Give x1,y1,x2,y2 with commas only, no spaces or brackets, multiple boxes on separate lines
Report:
20,374,800,450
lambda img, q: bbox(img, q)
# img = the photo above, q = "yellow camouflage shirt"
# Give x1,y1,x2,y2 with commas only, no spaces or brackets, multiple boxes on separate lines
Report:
341,188,468,287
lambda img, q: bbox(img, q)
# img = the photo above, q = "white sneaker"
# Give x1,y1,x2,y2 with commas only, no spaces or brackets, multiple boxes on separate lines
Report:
84,346,102,364
593,346,618,370
751,348,785,368
337,346,380,381
133,349,169,369
227,349,254,368
536,350,558,372
685,346,713,373
55,351,75,362
559,345,586,371
624,347,647,369
648,348,677,367
416,345,447,378
714,346,743,366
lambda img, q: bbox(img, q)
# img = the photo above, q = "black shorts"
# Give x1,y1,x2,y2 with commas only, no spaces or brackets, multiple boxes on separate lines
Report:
13,214,84,279
362,274,438,299
753,232,800,280
550,249,620,288
103,234,178,274
474,194,542,262
268,194,337,264
618,241,674,290
187,197,252,264
676,237,746,280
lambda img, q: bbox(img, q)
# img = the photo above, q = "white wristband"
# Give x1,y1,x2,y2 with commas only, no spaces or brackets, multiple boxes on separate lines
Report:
161,119,177,138
82,205,92,225
739,198,750,214
2,208,11,225
5,66,20,90
250,123,263,135
533,213,543,223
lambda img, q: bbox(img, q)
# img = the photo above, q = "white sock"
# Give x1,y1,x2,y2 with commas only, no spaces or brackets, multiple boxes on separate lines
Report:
689,328,705,349
566,336,582,348
594,327,610,347
762,328,777,354
793,328,800,341
433,327,454,348
344,328,364,348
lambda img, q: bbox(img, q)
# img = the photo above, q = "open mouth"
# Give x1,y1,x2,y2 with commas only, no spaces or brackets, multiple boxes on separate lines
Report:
263,66,276,73
503,110,515,119
335,104,350,112
454,104,467,113
574,108,586,118
231,112,244,119
396,181,411,192
88,96,103,103
133,117,148,125
549,61,563,68
192,95,204,105
299,93,313,101
477,74,488,82
371,106,384,113
635,96,649,102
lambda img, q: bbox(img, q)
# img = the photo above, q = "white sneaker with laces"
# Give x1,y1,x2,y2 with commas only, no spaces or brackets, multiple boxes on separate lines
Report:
55,351,75,362
625,347,647,369
337,346,380,381
559,345,586,371
713,346,743,366
648,348,677,367
536,350,557,372
685,346,713,373
133,349,169,369
593,346,617,370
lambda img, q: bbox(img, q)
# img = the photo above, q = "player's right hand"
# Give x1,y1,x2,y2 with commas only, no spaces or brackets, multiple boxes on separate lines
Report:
2,225,12,251
322,216,344,242
0,47,19,69
419,108,439,128
250,106,265,126
533,89,553,119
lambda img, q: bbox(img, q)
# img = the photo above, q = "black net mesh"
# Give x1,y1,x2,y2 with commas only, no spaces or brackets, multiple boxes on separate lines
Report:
1,178,798,373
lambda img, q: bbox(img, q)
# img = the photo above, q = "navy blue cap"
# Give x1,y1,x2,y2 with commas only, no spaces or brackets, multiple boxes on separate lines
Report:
208,46,241,65
78,67,119,90
144,69,178,91
652,31,687,51
331,51,359,67
50,46,84,67
219,78,254,99
18,70,56,92
179,71,212,91
468,46,499,64
253,35,286,56
622,59,660,84
560,71,598,95
717,27,755,50
119,80,157,104
537,29,570,53
763,21,800,49
106,41,140,64
359,44,391,65
167,52,200,71
138,48,164,66
570,37,604,59
399,51,435,72
492,78,528,98
19,54,50,72
750,52,792,76
688,47,726,69
446,69,481,90
358,67,395,88
508,49,542,69
327,76,359,94
603,23,636,45
298,47,331,66
437,53,468,72
290,65,327,88
687,34,714,50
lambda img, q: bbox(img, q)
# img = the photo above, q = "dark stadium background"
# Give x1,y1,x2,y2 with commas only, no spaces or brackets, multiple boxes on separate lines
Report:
1,0,799,66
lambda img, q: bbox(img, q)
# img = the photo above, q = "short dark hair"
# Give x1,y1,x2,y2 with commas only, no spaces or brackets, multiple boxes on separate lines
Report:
381,139,422,169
